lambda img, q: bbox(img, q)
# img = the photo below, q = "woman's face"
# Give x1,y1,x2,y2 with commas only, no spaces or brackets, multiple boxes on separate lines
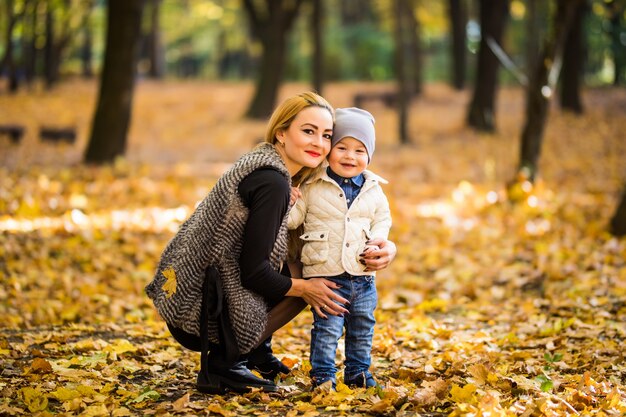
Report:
276,106,333,175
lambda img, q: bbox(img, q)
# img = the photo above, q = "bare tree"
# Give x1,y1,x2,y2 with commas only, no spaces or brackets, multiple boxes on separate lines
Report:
243,0,305,119
525,0,542,74
43,0,94,88
559,0,587,113
22,0,40,86
81,21,94,78
404,0,423,95
145,0,165,78
1,0,28,93
610,182,626,236
311,0,324,95
467,0,509,132
394,0,410,144
84,0,145,164
518,0,583,181
448,0,467,90
605,0,625,86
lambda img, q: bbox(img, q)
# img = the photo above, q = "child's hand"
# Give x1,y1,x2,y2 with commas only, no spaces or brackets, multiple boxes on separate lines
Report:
362,244,379,254
359,238,397,272
290,186,302,206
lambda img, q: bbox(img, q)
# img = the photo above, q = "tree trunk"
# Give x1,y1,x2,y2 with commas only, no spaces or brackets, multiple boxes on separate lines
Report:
559,0,586,113
84,0,145,164
147,0,164,78
448,0,467,90
610,183,626,236
340,0,370,25
23,0,39,85
81,23,93,78
405,0,423,95
247,30,287,119
525,0,541,74
394,0,409,144
467,0,509,132
1,0,21,93
519,0,582,181
607,1,624,86
243,0,304,119
311,0,323,95
44,8,57,88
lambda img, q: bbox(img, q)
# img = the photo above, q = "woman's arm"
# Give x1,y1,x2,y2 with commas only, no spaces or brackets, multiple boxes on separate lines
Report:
238,169,350,316
238,169,293,304
286,277,349,319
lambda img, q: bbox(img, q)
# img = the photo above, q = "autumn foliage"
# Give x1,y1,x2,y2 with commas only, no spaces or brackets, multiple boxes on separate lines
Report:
0,81,625,415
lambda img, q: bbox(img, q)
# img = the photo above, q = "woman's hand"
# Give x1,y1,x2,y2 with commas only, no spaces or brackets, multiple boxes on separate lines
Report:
359,238,397,272
287,277,349,319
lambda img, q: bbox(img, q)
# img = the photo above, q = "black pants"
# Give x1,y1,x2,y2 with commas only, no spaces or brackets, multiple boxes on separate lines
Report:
168,322,202,351
167,264,297,358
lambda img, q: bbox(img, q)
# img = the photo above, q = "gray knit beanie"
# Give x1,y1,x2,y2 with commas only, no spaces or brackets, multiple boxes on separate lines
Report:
332,107,376,161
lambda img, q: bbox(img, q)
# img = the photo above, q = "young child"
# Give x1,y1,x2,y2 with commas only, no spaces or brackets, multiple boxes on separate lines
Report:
288,107,392,389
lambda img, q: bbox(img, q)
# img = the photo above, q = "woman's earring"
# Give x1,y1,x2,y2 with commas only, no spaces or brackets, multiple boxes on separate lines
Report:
278,141,285,147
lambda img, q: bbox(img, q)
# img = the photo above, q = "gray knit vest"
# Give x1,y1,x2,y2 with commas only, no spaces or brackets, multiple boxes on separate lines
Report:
145,143,291,354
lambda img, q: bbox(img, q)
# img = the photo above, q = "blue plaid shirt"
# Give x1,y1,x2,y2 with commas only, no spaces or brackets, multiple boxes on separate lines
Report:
327,167,365,208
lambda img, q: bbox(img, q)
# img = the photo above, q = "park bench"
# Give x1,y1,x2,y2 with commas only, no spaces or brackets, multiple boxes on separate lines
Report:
40,127,77,144
0,124,25,144
353,91,397,109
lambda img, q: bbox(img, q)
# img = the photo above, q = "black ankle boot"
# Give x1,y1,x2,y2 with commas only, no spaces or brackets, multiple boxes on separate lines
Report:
197,349,278,394
246,337,290,380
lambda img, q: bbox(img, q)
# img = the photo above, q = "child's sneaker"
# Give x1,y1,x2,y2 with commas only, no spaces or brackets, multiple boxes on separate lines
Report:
344,372,380,389
312,377,336,391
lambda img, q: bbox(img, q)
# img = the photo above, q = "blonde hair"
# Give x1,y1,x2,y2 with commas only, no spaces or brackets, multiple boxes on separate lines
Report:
264,92,333,262
265,91,334,186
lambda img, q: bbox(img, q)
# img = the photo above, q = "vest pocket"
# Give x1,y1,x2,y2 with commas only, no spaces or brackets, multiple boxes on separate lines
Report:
300,230,329,265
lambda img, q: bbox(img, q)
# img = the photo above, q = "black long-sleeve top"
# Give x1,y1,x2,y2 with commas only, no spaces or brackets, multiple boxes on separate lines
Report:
237,167,293,304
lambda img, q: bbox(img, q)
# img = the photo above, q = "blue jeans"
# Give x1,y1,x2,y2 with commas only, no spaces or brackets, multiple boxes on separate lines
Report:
309,273,377,386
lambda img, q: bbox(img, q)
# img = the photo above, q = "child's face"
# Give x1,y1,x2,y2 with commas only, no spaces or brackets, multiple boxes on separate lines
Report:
328,137,369,178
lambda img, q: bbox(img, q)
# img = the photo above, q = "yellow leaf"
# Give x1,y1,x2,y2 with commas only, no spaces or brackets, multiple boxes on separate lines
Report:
51,387,81,401
62,397,83,412
295,401,317,412
162,267,177,298
82,404,109,416
369,399,394,414
19,387,49,412
104,339,138,356
467,363,489,386
172,393,190,412
112,407,133,417
207,403,235,417
76,385,98,397
31,358,53,374
450,383,477,404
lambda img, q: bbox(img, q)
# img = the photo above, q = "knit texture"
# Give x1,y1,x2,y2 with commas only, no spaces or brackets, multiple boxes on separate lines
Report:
145,143,291,354
332,107,376,161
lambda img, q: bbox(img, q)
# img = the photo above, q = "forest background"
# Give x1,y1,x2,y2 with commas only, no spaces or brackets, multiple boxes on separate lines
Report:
1,0,625,415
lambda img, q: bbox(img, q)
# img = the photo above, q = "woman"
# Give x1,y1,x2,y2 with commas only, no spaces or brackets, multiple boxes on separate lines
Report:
145,92,396,394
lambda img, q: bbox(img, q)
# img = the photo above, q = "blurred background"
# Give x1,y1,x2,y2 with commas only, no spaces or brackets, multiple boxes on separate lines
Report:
1,0,624,89
1,0,625,230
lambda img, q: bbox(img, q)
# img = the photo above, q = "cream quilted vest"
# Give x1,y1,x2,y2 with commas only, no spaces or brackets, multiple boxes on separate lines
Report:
288,169,391,277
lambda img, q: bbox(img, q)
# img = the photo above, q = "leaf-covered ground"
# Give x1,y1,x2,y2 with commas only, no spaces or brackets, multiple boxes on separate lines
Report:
1,81,625,415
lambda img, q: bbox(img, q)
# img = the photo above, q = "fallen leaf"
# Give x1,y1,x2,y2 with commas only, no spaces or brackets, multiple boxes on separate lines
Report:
162,267,177,298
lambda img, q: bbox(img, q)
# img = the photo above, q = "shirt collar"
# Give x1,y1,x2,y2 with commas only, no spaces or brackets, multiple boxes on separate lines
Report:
326,167,365,186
